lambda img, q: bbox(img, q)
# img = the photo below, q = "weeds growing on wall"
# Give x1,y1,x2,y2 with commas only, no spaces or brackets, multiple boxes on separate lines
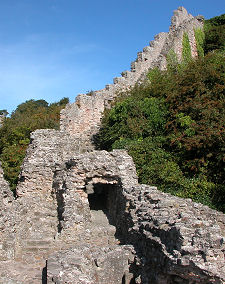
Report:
194,28,205,57
182,32,192,63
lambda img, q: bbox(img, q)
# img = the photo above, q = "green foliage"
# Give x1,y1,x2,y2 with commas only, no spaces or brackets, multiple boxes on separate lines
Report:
166,49,179,73
182,32,192,63
175,113,195,137
0,97,69,190
96,95,168,150
206,14,225,26
1,144,27,189
96,44,225,211
204,14,225,53
194,28,205,57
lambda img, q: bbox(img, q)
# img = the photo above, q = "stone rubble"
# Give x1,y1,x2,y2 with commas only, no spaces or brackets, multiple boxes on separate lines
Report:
46,150,225,283
0,7,224,284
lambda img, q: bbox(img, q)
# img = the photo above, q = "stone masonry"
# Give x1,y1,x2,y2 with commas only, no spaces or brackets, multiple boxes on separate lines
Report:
60,7,203,142
0,7,224,284
46,150,225,283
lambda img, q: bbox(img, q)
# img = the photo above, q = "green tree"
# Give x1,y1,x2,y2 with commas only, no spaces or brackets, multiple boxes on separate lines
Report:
96,35,224,211
204,14,225,53
0,97,69,190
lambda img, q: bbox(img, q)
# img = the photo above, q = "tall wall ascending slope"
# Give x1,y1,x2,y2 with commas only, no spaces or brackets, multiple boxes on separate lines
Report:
60,7,203,142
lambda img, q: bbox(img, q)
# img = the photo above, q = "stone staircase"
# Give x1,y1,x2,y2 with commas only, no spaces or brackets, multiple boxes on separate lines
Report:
0,210,120,283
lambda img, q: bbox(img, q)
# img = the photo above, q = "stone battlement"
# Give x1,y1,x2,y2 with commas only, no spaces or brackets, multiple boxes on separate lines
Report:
60,7,203,142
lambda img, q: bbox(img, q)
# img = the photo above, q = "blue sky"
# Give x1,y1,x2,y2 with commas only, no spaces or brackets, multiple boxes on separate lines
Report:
0,0,224,114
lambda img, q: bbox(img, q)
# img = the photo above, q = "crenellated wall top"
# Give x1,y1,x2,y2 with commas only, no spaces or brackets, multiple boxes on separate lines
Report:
60,7,203,141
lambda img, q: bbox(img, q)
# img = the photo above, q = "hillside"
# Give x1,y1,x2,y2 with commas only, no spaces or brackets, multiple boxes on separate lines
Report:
0,12,224,212
96,13,225,212
0,98,69,190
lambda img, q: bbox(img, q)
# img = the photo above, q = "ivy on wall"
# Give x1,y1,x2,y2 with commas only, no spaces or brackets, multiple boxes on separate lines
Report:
194,28,205,57
182,32,192,63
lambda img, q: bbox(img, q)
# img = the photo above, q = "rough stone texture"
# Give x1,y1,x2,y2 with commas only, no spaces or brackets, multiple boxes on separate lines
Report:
119,184,225,283
0,147,225,283
0,113,7,128
0,162,14,261
0,7,224,284
16,129,93,197
47,245,133,284
0,162,13,205
60,7,203,142
0,116,4,128
46,151,225,283
51,150,138,244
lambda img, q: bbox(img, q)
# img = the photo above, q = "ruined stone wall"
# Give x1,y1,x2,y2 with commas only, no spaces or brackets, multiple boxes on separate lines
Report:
118,184,225,283
16,128,93,197
0,116,4,128
1,7,224,284
0,162,15,261
0,146,224,283
60,7,203,142
51,150,138,243
0,129,95,283
46,150,225,283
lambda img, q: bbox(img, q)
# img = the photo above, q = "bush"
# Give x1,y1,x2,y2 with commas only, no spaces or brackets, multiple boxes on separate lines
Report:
204,14,225,53
0,98,69,190
96,46,224,211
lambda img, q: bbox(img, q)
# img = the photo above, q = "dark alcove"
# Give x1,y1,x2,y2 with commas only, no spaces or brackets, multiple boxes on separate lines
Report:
88,183,109,211
87,182,120,226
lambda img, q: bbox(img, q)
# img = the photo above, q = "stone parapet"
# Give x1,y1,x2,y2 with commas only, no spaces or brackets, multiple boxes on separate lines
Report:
46,150,225,283
60,7,203,142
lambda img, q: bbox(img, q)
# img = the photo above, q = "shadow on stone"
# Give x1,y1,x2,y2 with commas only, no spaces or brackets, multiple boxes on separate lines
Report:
42,262,47,284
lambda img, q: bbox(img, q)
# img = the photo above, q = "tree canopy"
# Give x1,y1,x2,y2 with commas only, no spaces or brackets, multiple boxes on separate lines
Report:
95,14,225,212
0,98,69,190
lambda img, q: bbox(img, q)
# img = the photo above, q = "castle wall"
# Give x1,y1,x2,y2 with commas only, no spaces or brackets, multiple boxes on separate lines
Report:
60,7,203,142
46,150,225,283
0,163,15,261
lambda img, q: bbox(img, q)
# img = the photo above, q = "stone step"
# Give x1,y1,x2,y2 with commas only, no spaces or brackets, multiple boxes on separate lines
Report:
24,247,52,253
26,239,53,247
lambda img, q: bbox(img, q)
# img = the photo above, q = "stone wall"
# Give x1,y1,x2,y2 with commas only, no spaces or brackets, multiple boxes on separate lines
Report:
0,162,15,261
16,129,93,197
0,116,4,128
60,7,203,142
45,150,225,283
119,184,225,283
0,144,224,283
